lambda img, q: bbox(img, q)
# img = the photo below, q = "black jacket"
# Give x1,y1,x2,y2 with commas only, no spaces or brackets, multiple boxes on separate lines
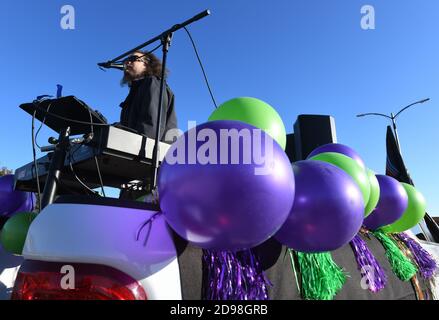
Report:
120,76,177,142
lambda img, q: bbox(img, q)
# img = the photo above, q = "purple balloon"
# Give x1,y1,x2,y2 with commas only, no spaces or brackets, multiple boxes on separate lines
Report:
6,192,35,217
0,175,29,217
363,175,408,231
275,160,364,253
158,120,295,251
307,143,366,169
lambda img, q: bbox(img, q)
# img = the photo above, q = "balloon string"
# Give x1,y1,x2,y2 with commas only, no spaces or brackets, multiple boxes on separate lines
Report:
288,249,302,294
360,226,372,239
136,211,163,245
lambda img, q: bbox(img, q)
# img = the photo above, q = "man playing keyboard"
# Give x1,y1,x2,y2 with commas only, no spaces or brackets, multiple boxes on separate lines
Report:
119,51,178,199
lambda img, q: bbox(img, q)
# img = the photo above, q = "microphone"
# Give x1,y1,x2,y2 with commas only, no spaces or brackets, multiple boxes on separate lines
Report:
97,61,125,70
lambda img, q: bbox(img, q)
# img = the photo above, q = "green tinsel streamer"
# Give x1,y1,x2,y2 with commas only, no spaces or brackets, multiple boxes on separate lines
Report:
295,251,346,300
373,230,418,281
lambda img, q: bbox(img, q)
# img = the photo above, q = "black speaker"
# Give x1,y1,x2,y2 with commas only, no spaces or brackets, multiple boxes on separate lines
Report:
285,133,297,163
293,115,337,160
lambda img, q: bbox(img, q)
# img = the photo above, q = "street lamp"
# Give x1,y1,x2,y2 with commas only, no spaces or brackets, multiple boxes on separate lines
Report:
357,98,433,241
357,98,430,153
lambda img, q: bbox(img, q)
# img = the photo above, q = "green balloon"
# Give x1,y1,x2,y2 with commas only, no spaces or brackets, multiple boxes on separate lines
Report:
382,183,426,233
364,169,380,217
0,211,37,255
208,97,287,149
310,152,371,208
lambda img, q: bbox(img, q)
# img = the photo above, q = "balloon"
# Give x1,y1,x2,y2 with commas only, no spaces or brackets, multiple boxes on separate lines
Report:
0,211,37,255
0,175,28,216
5,192,35,218
363,175,408,231
309,152,370,207
364,169,380,217
208,97,287,150
158,120,295,251
274,160,364,253
381,183,426,233
307,143,366,169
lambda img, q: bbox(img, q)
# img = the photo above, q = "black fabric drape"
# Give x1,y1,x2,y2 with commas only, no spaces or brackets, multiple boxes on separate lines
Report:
385,126,439,243
171,230,425,300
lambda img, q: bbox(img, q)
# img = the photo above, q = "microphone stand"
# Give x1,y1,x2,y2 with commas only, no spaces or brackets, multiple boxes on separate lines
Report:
98,9,211,192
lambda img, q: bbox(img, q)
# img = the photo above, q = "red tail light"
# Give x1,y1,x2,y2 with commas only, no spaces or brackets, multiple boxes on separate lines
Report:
12,261,147,300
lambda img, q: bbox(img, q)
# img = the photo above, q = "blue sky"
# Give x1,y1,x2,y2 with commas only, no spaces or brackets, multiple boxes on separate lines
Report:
1,1,438,215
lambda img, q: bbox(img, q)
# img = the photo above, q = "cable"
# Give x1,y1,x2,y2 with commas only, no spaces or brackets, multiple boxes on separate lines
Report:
65,130,105,196
68,147,100,196
31,110,42,212
32,103,111,127
53,175,86,196
148,43,163,55
66,135,103,197
31,101,107,197
86,106,106,197
35,101,53,150
109,43,164,67
32,99,103,201
94,157,106,196
183,26,218,109
30,192,35,212
138,43,163,59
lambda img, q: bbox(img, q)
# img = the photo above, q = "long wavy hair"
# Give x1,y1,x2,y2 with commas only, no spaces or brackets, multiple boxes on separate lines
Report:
121,50,169,86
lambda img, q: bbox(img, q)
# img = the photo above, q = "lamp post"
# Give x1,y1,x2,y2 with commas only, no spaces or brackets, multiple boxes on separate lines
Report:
357,98,432,241
356,98,430,154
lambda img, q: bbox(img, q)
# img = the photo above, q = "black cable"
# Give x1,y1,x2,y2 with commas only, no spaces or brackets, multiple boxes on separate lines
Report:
53,175,85,196
35,101,53,150
65,135,104,197
115,44,163,64
32,102,106,197
86,105,106,197
32,103,111,127
149,43,163,55
94,157,106,196
68,148,99,196
31,110,42,212
31,192,35,212
183,26,218,109
32,99,102,200
138,43,163,59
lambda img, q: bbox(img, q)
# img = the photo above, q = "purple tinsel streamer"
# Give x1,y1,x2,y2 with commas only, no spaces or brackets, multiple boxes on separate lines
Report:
202,249,272,300
350,234,387,292
396,232,438,279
